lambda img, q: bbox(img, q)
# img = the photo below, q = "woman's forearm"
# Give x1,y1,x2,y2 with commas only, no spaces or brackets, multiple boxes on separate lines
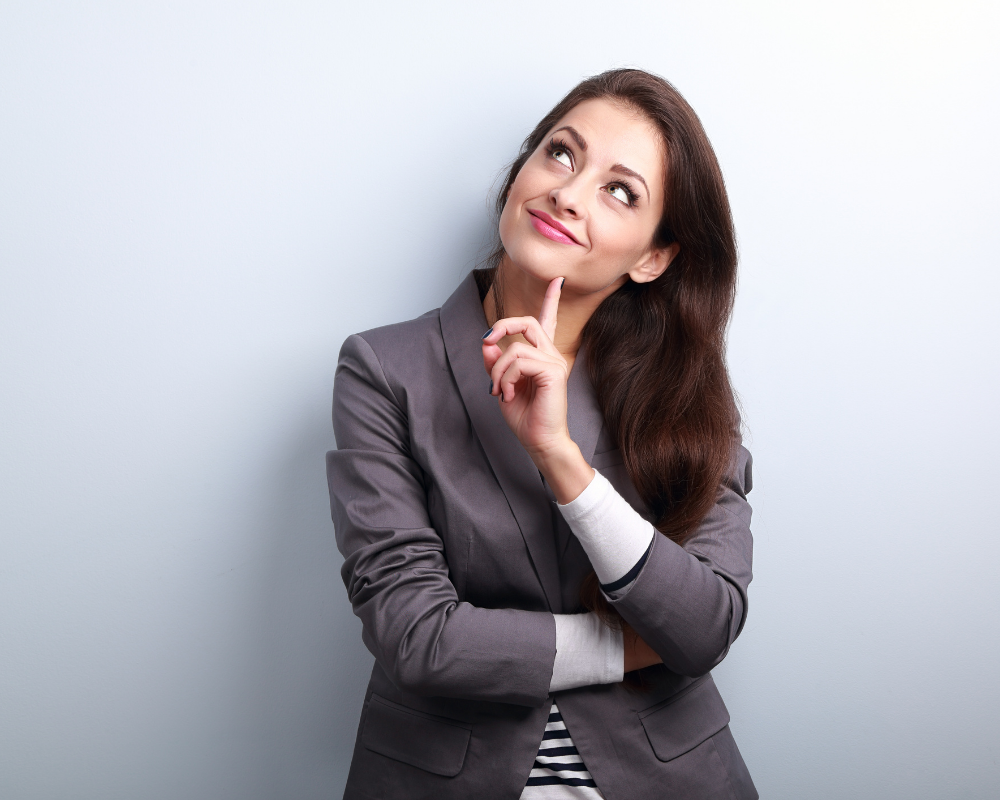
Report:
529,436,595,505
542,447,665,676
550,613,623,691
555,467,656,588
549,614,662,689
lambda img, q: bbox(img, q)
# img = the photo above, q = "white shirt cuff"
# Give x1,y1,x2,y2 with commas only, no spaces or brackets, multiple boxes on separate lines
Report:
549,612,624,692
557,470,656,587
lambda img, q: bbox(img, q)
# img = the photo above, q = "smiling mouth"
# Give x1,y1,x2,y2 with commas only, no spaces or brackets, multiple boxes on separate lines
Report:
528,210,582,246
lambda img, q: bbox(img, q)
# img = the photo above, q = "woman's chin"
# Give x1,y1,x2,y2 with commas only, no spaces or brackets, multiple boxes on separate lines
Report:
502,249,573,287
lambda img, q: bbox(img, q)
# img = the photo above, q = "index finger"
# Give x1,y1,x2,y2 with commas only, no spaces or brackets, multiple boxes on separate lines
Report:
537,277,563,341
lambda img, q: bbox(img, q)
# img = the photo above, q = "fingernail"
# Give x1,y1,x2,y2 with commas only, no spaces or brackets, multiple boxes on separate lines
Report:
489,380,493,395
560,278,565,289
481,327,493,340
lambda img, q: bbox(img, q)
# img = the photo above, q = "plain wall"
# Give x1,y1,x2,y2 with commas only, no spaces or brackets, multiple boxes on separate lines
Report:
2,1,998,797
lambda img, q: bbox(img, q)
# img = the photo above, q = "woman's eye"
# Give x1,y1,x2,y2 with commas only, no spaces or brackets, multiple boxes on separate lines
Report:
606,185,630,204
551,148,571,168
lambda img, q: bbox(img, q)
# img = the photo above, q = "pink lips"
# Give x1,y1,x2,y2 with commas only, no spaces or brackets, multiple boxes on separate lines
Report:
528,210,582,246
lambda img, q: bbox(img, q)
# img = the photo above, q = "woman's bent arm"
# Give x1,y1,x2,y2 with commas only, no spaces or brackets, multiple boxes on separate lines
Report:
555,455,753,678
328,334,557,707
608,449,753,678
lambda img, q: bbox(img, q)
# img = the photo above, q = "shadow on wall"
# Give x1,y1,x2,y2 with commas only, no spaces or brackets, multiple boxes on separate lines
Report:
249,212,496,797
254,408,373,799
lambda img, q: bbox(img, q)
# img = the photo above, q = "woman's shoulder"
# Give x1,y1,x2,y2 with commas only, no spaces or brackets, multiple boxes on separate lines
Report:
349,306,442,353
337,306,449,387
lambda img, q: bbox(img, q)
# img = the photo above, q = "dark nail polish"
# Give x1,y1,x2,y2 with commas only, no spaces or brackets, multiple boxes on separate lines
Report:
560,278,565,289
481,327,493,340
489,380,493,395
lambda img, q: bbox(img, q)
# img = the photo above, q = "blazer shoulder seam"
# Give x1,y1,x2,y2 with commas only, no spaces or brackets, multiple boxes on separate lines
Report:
719,500,752,529
352,333,405,412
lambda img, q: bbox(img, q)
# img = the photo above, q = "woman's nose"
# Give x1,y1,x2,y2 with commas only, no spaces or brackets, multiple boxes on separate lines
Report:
548,177,584,218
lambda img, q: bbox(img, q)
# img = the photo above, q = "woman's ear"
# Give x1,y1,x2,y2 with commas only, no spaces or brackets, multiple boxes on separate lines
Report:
628,242,680,284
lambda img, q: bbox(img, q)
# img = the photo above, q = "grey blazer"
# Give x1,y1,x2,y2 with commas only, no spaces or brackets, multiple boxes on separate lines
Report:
327,271,757,800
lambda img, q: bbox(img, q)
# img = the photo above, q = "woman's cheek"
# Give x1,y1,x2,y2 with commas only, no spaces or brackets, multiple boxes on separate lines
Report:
497,204,524,261
595,220,646,276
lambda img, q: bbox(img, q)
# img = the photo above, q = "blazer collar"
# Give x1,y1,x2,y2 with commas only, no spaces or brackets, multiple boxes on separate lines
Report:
439,271,604,612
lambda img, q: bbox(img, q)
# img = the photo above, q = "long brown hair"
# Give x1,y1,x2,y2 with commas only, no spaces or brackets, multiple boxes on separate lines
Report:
479,69,740,623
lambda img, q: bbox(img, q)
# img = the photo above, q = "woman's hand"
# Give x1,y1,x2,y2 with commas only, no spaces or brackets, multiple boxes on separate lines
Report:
483,277,595,503
482,277,572,462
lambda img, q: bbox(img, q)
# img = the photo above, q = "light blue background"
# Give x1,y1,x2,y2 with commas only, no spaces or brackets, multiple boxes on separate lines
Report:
2,1,998,797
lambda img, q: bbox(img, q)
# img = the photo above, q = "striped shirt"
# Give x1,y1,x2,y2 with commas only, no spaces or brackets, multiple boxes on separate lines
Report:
520,701,605,799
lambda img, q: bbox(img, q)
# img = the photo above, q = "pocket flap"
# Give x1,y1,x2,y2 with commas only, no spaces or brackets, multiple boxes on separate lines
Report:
361,693,472,777
638,677,730,762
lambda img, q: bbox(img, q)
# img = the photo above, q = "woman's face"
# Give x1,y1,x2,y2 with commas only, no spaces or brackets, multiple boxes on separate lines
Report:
498,97,676,297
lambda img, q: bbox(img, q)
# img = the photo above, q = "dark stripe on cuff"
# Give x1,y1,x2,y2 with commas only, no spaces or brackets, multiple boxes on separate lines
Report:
599,537,653,593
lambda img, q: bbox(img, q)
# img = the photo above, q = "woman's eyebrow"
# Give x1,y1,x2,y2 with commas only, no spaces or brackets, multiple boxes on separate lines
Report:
610,164,649,198
554,126,587,151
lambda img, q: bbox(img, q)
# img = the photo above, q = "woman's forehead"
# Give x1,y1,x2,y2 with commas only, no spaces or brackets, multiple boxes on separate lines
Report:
549,98,665,185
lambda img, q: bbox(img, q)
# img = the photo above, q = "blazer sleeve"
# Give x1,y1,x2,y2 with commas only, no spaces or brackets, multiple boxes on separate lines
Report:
608,445,754,678
326,334,556,707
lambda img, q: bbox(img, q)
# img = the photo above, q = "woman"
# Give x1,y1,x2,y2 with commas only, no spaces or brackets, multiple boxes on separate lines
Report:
327,68,756,799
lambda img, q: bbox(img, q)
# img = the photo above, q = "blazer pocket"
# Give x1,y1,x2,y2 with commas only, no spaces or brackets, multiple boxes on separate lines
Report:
361,693,472,777
638,677,731,762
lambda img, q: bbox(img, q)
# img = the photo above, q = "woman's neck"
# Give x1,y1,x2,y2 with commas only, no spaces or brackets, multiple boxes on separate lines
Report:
483,256,624,366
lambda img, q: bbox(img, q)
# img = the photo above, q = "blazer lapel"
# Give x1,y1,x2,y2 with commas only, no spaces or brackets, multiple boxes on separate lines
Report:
439,272,563,613
566,341,603,469
558,343,605,557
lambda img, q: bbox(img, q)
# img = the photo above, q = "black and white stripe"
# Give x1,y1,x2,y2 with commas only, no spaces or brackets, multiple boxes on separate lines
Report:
520,701,604,799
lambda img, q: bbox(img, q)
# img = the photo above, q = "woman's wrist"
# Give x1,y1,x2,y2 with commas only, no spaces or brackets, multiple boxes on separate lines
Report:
530,437,595,504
